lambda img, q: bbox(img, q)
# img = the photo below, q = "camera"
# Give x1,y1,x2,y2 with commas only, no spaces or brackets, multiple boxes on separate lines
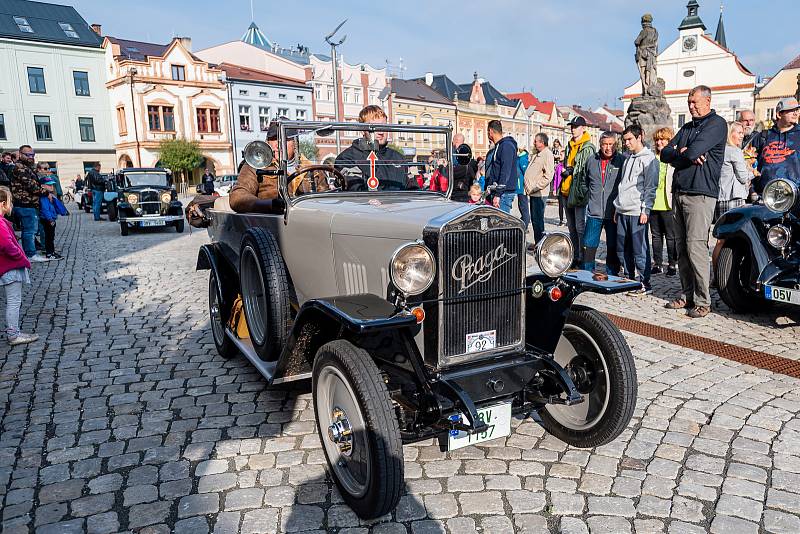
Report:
561,166,574,180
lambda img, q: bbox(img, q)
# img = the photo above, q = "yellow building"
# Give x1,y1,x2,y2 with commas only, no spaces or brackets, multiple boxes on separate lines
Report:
754,54,800,124
387,78,455,160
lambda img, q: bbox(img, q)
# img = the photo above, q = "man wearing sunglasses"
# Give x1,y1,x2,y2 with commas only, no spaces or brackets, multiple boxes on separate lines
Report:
11,146,47,262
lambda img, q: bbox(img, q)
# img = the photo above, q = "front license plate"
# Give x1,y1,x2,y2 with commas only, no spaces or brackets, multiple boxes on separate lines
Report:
140,219,163,227
466,330,496,354
447,402,511,451
765,285,800,305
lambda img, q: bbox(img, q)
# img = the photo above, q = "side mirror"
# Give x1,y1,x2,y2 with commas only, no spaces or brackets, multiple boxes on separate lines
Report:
244,141,274,170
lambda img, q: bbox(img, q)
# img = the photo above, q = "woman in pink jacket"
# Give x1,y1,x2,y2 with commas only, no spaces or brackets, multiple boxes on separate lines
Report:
552,138,566,226
0,188,37,345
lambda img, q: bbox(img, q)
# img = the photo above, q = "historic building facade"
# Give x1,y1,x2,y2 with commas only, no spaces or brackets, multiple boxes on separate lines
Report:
621,1,755,130
387,78,455,161
103,35,233,182
754,54,800,124
0,1,115,183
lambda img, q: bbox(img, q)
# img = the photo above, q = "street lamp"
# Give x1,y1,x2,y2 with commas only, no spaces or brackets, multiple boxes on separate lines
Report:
325,19,347,153
129,67,141,166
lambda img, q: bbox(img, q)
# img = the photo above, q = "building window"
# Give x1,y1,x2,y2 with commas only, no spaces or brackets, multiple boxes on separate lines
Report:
196,108,221,133
0,114,5,140
14,16,33,33
315,86,322,100
34,115,52,141
278,93,287,100
259,107,270,131
79,117,95,142
343,88,350,104
73,71,90,96
326,85,333,101
147,105,174,131
239,89,248,96
296,109,306,120
354,90,361,104
296,95,304,102
27,67,46,94
277,108,289,119
116,106,127,135
369,90,378,104
58,22,79,39
259,91,268,98
678,114,686,128
239,105,251,131
171,65,185,81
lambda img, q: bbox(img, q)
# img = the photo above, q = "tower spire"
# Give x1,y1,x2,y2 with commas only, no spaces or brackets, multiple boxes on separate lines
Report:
714,2,728,49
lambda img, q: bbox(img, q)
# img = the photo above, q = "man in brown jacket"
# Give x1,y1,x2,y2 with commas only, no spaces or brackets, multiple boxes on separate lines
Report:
523,133,555,243
229,121,328,213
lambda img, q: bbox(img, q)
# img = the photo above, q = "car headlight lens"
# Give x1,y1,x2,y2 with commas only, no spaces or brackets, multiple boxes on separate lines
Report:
390,243,435,296
767,224,791,249
160,192,172,203
763,179,797,213
536,233,574,278
126,194,138,204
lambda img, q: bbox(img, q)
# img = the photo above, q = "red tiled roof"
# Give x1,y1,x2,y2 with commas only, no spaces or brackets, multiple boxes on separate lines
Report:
217,62,306,87
537,101,556,116
783,53,800,71
506,92,542,109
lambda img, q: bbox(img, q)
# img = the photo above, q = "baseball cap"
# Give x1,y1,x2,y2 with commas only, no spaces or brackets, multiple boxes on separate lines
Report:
776,97,800,113
266,118,299,140
567,116,587,128
42,179,56,186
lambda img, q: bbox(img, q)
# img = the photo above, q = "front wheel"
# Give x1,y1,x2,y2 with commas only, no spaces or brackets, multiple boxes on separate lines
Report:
175,219,185,233
209,270,237,359
313,340,403,519
539,305,637,448
120,222,129,236
107,202,118,222
63,193,74,204
716,243,771,313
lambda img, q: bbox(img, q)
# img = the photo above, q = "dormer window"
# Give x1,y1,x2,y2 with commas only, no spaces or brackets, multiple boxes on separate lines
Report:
58,22,79,39
171,65,186,81
14,16,33,33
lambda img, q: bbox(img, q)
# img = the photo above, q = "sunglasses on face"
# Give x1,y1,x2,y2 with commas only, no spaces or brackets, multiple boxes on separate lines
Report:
22,152,35,157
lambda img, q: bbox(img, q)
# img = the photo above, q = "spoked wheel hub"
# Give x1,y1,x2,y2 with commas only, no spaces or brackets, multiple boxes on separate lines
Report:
565,354,602,395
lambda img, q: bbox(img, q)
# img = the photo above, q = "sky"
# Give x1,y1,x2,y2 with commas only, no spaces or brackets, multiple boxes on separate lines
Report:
66,0,799,109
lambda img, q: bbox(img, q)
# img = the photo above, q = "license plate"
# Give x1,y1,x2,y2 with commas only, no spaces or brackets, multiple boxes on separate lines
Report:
765,285,800,305
466,330,496,354
447,402,511,451
140,219,163,227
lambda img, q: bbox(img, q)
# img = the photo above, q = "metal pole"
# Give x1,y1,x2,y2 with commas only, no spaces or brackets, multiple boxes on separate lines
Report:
227,80,238,171
331,45,341,153
129,69,141,166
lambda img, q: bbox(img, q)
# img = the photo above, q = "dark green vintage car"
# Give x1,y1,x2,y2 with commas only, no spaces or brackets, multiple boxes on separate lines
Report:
116,168,184,236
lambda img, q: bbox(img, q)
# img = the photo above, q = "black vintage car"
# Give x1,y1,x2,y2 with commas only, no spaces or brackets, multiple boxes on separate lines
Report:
714,177,800,311
116,168,184,236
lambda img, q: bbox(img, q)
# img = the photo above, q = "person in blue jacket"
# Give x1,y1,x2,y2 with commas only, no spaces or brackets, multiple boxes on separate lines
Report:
485,120,519,213
38,179,68,260
752,97,800,194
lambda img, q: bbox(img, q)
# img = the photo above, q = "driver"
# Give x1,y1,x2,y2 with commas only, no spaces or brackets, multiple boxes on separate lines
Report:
229,120,328,213
335,105,416,191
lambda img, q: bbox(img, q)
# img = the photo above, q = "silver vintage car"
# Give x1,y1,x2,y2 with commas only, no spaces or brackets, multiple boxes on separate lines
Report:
196,121,639,518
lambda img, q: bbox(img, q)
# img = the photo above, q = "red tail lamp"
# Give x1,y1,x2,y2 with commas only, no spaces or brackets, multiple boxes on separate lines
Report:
411,307,425,323
548,286,563,301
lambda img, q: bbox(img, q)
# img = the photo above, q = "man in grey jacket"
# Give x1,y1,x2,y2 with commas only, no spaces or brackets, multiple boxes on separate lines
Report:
582,131,624,273
614,125,659,294
523,133,554,244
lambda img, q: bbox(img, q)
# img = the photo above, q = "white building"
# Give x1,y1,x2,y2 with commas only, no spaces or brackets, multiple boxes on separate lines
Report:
0,0,115,183
621,1,755,130
217,63,312,167
103,35,233,182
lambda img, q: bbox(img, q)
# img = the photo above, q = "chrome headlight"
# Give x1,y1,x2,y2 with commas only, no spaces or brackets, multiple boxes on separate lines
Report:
390,243,435,296
763,179,798,213
767,224,791,249
126,193,138,204
160,192,172,204
536,233,574,278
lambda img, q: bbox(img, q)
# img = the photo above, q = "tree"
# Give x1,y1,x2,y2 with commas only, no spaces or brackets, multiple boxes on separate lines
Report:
299,139,319,162
158,138,203,185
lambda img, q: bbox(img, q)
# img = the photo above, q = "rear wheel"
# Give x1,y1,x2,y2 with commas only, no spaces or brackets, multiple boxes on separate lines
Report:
209,270,237,359
539,305,637,448
716,243,771,313
120,222,129,236
107,202,117,222
313,340,403,519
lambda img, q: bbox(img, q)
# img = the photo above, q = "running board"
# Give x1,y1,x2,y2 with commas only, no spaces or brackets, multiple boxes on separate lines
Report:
224,329,311,385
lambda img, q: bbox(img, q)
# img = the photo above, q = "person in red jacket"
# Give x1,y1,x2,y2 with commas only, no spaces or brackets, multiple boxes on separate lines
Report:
429,158,449,192
0,188,37,345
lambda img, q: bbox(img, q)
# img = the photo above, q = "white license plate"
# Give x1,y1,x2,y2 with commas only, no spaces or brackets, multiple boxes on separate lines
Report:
765,285,800,305
140,219,164,227
447,402,511,451
466,330,496,354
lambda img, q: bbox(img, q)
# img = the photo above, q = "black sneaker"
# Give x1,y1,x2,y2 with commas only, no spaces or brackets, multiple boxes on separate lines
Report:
46,253,64,261
651,265,663,275
630,287,653,296
666,266,677,276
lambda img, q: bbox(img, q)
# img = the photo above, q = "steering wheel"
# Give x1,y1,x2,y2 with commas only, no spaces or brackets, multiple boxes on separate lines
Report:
287,165,346,193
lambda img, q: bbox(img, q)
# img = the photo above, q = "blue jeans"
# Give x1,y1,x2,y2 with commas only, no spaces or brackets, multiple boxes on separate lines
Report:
583,216,622,274
499,192,515,214
13,207,38,257
516,193,530,233
529,196,546,243
92,189,103,220
617,214,651,288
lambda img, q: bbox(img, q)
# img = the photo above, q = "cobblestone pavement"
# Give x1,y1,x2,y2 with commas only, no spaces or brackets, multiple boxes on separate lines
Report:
1,205,799,534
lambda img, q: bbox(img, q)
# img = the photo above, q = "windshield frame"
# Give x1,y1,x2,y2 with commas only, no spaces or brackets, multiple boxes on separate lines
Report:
275,121,453,210
120,171,170,188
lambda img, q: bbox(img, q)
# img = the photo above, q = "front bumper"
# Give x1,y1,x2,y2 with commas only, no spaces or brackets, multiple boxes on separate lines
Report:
120,215,183,226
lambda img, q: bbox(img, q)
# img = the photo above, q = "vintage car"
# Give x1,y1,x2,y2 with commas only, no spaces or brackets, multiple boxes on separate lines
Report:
714,177,800,311
116,167,184,236
80,173,114,215
195,121,639,518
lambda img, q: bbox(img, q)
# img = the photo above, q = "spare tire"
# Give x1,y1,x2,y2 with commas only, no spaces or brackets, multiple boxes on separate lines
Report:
239,228,292,361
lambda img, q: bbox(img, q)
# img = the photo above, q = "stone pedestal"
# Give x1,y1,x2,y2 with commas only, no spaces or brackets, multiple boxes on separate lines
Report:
625,79,673,142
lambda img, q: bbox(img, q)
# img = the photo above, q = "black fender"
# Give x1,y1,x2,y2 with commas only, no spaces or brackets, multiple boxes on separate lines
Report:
524,271,640,354
196,244,237,316
713,205,777,275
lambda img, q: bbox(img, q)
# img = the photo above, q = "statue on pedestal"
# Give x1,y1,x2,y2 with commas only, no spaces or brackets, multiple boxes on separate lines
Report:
625,13,672,142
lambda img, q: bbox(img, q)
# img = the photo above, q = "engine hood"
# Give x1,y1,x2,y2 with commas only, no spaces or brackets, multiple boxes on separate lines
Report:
291,194,477,240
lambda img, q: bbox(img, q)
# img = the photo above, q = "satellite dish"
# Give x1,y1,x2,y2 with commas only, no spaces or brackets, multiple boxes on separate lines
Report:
243,141,274,170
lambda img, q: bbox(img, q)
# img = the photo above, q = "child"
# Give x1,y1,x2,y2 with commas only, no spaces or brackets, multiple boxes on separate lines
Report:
0,188,37,345
39,180,68,260
467,184,490,205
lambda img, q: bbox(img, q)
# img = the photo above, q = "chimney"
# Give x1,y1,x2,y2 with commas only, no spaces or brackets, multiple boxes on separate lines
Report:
424,72,433,86
90,23,102,36
177,36,192,51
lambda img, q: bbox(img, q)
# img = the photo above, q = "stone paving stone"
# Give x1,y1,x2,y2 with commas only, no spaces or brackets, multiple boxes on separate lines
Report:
586,515,631,533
